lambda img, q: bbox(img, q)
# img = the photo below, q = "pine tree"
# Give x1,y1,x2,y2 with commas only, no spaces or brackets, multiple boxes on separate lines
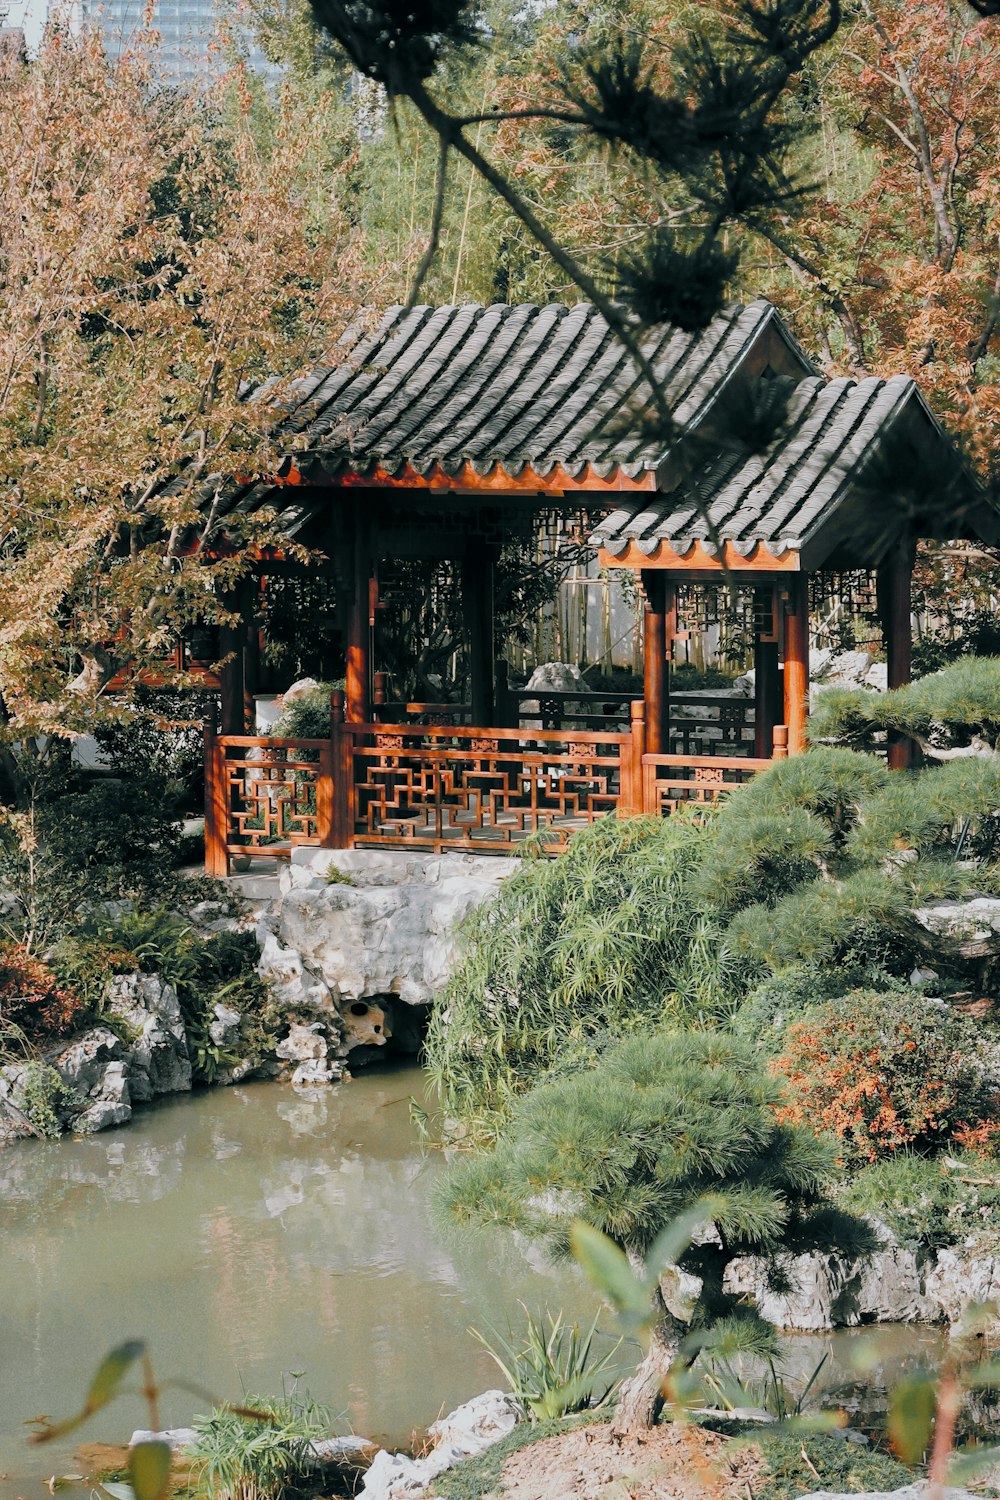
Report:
435,1028,869,1432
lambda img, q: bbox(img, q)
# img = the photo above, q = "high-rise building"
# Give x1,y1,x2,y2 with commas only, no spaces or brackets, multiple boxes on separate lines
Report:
80,0,274,84
2,0,274,83
1,0,51,51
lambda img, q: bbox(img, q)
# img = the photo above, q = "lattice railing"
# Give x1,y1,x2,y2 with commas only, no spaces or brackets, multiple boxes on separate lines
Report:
205,734,333,873
641,752,773,817
344,721,629,854
203,703,785,873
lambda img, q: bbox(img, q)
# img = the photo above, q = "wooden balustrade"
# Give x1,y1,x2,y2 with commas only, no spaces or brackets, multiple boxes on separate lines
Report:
204,710,333,876
204,701,789,872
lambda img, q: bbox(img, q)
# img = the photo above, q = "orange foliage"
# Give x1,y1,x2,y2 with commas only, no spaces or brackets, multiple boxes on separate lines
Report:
0,945,85,1044
772,991,998,1165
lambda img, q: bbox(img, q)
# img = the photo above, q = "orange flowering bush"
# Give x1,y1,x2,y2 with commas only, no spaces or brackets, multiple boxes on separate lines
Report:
772,991,999,1167
0,944,85,1049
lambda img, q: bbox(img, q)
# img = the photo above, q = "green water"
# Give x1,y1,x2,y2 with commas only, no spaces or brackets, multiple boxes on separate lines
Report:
0,1068,959,1500
0,1067,603,1497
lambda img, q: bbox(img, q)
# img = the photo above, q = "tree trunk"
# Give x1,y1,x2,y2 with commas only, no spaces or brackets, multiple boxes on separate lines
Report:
612,1286,685,1436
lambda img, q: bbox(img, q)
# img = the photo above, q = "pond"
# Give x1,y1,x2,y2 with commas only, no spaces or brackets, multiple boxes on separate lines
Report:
0,1066,606,1497
0,1067,954,1499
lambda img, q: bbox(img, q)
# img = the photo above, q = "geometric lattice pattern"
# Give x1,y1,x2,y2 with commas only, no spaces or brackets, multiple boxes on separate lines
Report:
222,740,327,853
349,724,627,854
642,753,771,818
211,727,768,863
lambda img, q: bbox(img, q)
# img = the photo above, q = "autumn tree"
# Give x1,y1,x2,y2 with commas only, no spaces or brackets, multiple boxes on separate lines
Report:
0,31,366,801
752,0,999,478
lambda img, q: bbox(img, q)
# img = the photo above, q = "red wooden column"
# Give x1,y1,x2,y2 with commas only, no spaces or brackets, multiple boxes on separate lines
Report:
782,574,810,755
345,508,372,725
642,571,668,754
879,538,914,769
203,702,228,877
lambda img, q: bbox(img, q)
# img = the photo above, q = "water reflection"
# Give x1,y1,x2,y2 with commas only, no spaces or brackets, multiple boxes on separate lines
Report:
0,1069,596,1498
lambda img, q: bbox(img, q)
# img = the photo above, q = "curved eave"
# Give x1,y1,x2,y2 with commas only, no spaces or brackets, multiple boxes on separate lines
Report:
275,458,659,495
597,539,800,573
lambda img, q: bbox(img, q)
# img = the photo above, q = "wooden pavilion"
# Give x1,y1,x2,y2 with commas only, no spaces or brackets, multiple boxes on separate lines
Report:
200,299,999,873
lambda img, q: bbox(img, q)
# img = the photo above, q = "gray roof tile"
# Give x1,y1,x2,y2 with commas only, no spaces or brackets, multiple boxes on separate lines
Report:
275,299,801,480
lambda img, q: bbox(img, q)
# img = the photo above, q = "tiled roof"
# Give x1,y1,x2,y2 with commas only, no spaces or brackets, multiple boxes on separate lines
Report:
270,298,811,484
590,375,994,568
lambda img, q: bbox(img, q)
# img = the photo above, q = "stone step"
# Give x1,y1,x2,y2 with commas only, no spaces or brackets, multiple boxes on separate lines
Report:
225,870,282,903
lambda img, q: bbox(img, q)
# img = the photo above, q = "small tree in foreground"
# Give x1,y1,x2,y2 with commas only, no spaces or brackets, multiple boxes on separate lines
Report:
435,1030,870,1433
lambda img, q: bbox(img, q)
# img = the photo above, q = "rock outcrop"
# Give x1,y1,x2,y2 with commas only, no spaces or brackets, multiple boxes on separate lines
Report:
359,1389,521,1500
725,1231,999,1335
105,974,192,1099
256,849,517,1069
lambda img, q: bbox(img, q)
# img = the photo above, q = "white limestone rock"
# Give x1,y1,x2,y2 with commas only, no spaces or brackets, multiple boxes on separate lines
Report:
310,1434,377,1466
49,1026,124,1096
925,1246,1000,1337
810,648,889,693
291,1057,342,1087
428,1389,521,1454
105,974,192,1098
275,850,516,1007
276,1021,328,1062
795,1489,974,1500
359,1390,521,1500
725,1253,851,1331
724,1246,939,1330
209,1002,243,1048
520,661,595,728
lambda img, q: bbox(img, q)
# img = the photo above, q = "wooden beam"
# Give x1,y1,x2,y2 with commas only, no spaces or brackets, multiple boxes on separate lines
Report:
599,540,800,573
278,459,658,496
782,575,810,756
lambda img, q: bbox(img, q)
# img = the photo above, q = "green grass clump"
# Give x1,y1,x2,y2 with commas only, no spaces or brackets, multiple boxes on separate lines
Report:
746,1428,913,1500
424,814,724,1132
839,1152,1000,1249
188,1389,331,1500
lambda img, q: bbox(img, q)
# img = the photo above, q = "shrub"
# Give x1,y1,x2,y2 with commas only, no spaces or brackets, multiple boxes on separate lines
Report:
424,814,720,1131
0,944,86,1052
748,1429,913,1500
734,965,908,1054
772,990,999,1165
189,1386,331,1500
436,1029,870,1430
272,683,342,739
714,747,889,840
693,807,832,920
848,757,1000,863
93,685,215,808
839,1152,1000,1250
471,1307,622,1421
725,869,921,976
810,657,1000,755
0,776,183,944
15,1060,74,1136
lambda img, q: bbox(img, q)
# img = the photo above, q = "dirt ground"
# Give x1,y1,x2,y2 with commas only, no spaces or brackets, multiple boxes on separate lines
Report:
481,1420,762,1500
